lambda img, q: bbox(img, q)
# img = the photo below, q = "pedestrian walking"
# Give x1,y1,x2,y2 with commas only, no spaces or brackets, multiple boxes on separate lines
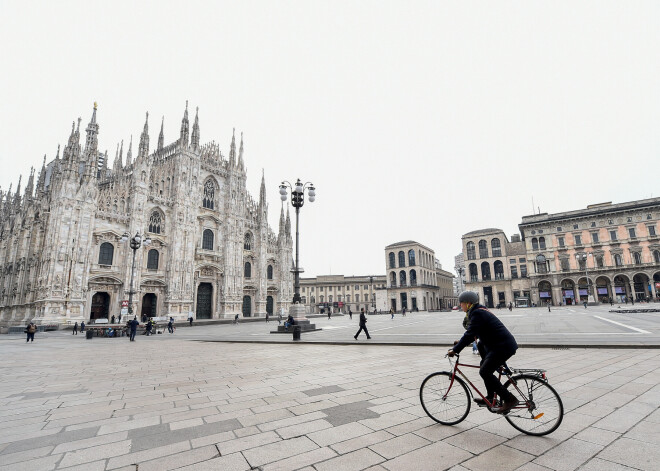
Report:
118,313,122,324
508,302,513,311
265,313,270,323
167,318,174,333
547,301,551,312
354,308,371,340
80,321,85,332
327,309,331,320
26,321,37,342
402,307,407,317
583,300,588,309
390,307,394,319
348,309,353,320
111,314,115,324
73,322,78,335
129,317,139,341
278,312,283,324
188,313,193,326
145,319,153,335
609,297,613,306
234,313,239,324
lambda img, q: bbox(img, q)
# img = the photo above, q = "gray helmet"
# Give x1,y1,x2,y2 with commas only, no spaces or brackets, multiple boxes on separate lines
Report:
458,291,479,304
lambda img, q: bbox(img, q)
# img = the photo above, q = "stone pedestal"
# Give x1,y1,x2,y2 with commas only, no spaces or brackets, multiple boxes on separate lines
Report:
272,303,321,333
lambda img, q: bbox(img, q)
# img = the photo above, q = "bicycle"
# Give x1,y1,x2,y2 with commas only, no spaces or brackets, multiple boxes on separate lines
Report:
420,353,563,436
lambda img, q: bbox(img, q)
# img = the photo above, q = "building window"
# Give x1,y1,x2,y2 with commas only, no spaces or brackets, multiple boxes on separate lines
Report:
560,258,570,271
493,260,504,280
478,240,488,258
410,269,417,286
148,211,162,234
267,265,273,280
355,294,360,302
202,180,215,209
556,226,562,232
408,249,416,266
398,251,406,267
654,250,660,263
466,242,476,260
355,285,359,290
509,258,516,264
610,230,618,241
536,254,547,274
511,266,518,278
628,228,636,239
491,239,502,257
591,232,599,243
98,242,114,265
469,263,478,282
244,233,252,250
244,261,251,278
147,249,159,269
614,254,623,266
202,229,214,250
364,285,368,289
648,225,657,237
481,262,491,281
347,295,351,302
520,264,528,277
399,270,407,286
390,272,396,286
633,252,642,265
389,252,395,268
531,238,539,250
557,236,564,247
574,234,582,246
539,237,546,250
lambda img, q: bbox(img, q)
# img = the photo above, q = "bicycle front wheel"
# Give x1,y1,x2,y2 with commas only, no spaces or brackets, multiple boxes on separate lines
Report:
420,372,470,425
504,374,564,436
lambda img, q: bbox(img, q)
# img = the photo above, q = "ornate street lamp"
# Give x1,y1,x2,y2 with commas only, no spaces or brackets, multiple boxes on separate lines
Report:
576,252,594,304
121,231,151,319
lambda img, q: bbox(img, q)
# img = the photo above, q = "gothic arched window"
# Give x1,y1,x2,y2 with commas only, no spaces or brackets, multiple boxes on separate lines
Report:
147,249,159,269
267,265,273,280
203,180,215,209
469,263,478,282
389,252,395,269
539,237,546,250
466,242,476,260
148,211,162,234
244,233,252,250
98,242,114,265
244,261,251,278
202,229,214,250
410,269,417,286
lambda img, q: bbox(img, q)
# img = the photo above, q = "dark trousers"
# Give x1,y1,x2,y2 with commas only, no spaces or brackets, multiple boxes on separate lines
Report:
130,330,136,341
354,325,370,339
189,319,193,326
73,329,78,335
479,348,514,400
26,332,35,342
168,325,173,333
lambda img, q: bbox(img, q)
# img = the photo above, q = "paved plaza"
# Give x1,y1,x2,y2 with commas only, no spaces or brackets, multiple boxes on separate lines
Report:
1,318,659,471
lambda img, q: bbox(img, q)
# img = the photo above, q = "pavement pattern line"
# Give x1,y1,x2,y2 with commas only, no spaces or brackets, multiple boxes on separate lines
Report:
592,315,652,334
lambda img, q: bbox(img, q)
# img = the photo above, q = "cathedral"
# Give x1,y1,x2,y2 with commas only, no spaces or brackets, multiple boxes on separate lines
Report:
0,103,294,328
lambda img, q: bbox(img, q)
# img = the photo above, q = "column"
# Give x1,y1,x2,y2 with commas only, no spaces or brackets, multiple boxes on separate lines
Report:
629,281,636,302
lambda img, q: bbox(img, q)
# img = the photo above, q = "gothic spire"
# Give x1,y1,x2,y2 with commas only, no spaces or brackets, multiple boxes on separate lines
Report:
37,154,47,193
285,205,291,238
25,167,35,199
126,135,133,166
279,203,286,238
138,112,150,159
13,175,22,207
180,100,189,147
259,169,266,206
84,102,100,157
229,128,236,166
191,106,200,150
158,116,165,152
238,132,245,169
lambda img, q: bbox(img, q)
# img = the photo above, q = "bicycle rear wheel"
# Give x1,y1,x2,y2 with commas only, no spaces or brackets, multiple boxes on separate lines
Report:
420,372,470,425
504,374,563,436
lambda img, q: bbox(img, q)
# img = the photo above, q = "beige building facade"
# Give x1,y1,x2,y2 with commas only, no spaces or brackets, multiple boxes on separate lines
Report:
519,199,660,306
462,229,531,308
299,275,386,314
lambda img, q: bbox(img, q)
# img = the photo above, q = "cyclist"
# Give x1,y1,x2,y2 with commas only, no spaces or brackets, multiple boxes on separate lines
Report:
447,291,519,414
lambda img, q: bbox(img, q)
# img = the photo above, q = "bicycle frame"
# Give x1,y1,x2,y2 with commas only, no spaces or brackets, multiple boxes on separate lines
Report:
444,354,547,412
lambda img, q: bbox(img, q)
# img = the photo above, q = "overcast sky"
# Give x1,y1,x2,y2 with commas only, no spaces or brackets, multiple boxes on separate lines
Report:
1,1,658,277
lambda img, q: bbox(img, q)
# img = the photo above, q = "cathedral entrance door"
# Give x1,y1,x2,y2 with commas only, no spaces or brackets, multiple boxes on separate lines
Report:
91,292,110,320
141,293,157,319
196,283,213,319
266,296,274,316
242,295,252,317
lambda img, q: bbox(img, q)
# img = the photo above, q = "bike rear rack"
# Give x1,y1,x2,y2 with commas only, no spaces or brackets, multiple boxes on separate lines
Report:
511,368,547,379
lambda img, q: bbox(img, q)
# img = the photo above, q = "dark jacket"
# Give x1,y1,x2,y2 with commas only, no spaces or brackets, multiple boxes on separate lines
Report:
454,304,517,356
129,319,139,332
359,312,367,326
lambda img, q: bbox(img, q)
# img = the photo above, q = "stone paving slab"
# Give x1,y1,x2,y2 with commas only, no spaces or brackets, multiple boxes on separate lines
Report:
1,338,659,470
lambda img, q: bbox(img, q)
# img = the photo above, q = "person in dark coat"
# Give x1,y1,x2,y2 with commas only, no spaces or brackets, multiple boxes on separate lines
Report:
448,291,518,414
354,308,371,340
73,322,78,335
129,317,139,341
80,321,85,332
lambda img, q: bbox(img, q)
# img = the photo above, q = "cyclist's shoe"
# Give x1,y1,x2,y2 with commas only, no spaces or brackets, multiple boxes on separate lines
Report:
473,398,490,407
493,396,519,415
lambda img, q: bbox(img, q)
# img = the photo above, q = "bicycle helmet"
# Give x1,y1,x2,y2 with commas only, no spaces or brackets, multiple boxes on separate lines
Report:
458,291,479,305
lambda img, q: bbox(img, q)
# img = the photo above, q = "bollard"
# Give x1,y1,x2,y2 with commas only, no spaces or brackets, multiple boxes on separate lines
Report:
85,330,93,340
293,325,301,341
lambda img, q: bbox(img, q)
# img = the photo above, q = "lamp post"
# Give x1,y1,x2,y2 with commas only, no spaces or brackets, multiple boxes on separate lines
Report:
121,231,151,320
576,253,594,304
456,267,465,293
279,179,315,310
370,276,375,313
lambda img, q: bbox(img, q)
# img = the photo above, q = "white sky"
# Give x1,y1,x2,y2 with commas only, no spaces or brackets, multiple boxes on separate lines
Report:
1,1,658,277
